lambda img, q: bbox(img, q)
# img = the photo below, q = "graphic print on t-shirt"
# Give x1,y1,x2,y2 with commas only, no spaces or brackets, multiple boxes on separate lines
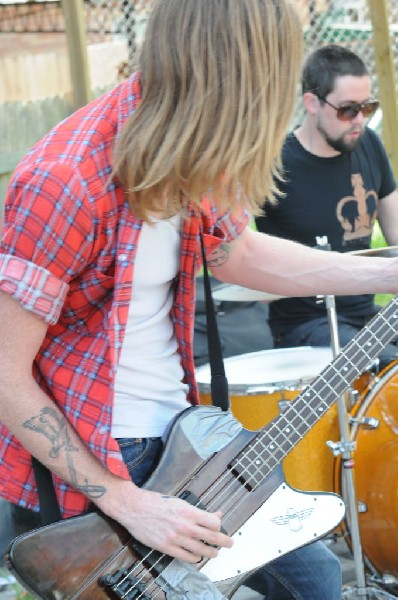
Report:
336,173,378,242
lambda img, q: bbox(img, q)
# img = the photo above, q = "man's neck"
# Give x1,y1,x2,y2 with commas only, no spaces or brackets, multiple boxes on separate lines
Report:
294,118,341,158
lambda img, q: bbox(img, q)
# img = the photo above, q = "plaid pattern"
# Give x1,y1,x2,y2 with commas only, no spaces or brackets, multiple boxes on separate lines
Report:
0,73,249,517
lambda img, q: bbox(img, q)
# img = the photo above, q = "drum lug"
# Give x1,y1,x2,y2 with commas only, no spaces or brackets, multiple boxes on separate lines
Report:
349,416,379,430
381,574,398,586
345,388,359,410
357,500,367,513
370,572,398,587
359,416,379,430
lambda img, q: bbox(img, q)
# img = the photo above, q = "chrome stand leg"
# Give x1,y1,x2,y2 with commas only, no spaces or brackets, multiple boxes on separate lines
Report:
324,293,370,597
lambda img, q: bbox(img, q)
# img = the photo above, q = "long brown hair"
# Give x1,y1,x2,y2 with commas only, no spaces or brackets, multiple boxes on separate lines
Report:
113,0,303,220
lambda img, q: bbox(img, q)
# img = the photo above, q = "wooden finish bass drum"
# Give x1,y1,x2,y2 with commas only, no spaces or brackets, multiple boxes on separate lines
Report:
335,360,398,592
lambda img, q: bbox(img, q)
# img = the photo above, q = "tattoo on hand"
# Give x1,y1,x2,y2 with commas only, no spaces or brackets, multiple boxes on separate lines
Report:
24,407,106,499
207,243,230,267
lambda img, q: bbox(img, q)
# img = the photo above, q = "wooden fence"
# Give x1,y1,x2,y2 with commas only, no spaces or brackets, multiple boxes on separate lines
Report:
0,95,72,221
0,32,129,221
0,85,111,221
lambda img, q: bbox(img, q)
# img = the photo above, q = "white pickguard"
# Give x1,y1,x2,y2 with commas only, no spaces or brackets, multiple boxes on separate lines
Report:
201,482,345,583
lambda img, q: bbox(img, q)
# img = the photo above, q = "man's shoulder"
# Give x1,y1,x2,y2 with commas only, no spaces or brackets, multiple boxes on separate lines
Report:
282,131,298,150
280,130,318,172
360,126,382,149
280,131,300,162
356,126,389,166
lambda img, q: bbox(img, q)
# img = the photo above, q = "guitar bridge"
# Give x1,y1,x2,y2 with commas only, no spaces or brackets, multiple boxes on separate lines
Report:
100,539,172,598
100,569,152,599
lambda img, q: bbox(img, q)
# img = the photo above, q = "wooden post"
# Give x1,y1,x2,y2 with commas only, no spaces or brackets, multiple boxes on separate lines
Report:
367,0,398,178
61,0,91,110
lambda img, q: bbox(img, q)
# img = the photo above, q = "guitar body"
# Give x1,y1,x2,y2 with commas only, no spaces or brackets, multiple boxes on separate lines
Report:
6,405,345,600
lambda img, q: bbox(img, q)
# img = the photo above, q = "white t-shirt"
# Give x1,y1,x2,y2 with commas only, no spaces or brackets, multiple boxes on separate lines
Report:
112,215,189,438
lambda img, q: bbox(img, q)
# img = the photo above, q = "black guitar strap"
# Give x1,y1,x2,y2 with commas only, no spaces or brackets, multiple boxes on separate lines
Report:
32,456,61,525
199,233,230,412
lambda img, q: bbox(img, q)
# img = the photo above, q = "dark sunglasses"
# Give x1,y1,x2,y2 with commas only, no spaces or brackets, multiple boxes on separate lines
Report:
316,95,379,121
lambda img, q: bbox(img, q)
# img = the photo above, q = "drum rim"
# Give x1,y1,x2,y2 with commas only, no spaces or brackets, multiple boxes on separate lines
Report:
197,376,318,395
196,346,333,395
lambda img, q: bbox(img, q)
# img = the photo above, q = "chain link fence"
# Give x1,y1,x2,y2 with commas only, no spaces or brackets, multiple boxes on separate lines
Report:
85,0,153,82
2,1,397,119
84,0,398,129
293,0,398,130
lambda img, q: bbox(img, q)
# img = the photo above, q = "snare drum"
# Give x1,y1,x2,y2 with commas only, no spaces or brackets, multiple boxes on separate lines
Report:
196,347,340,492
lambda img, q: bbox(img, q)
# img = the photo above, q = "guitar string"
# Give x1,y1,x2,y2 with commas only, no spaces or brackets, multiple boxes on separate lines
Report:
196,353,361,518
93,300,398,598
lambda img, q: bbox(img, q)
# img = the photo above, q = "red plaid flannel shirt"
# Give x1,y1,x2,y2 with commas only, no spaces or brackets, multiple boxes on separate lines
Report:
0,73,249,517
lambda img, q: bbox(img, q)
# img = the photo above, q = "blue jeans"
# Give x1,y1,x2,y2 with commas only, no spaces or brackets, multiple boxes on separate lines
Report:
117,437,342,600
273,315,398,372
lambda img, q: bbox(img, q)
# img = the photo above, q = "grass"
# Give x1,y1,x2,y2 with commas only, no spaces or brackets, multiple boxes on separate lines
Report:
0,566,33,599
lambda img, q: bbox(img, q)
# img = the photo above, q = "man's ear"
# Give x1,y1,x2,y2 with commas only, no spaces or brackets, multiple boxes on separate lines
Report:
303,92,320,116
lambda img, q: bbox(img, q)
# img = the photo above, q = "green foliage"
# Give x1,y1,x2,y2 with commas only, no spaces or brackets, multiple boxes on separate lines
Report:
0,567,35,600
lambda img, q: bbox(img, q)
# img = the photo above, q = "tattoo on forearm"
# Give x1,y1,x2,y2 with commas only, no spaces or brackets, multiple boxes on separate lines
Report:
23,407,106,499
24,407,77,458
207,243,230,267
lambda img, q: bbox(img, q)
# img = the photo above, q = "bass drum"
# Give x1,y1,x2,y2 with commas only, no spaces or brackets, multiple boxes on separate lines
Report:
335,360,398,591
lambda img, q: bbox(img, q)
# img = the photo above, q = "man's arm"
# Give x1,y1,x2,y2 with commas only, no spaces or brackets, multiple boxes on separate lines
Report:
0,291,232,562
377,190,398,247
208,226,398,297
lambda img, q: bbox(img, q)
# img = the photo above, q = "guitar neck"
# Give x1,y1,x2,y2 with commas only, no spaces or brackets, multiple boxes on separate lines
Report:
234,296,398,486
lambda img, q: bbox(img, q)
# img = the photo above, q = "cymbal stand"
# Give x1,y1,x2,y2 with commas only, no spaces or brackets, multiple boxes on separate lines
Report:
315,237,393,598
322,291,367,595
323,293,396,598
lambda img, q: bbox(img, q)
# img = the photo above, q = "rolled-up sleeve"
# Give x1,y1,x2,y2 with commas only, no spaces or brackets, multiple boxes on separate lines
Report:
201,202,251,254
0,255,69,324
215,208,250,241
0,161,95,322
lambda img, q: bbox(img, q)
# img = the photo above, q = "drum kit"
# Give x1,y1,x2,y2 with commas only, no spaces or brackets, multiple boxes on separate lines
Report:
196,245,398,599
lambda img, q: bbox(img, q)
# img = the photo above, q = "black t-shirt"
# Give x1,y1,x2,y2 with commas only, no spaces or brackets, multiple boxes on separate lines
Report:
255,128,396,334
